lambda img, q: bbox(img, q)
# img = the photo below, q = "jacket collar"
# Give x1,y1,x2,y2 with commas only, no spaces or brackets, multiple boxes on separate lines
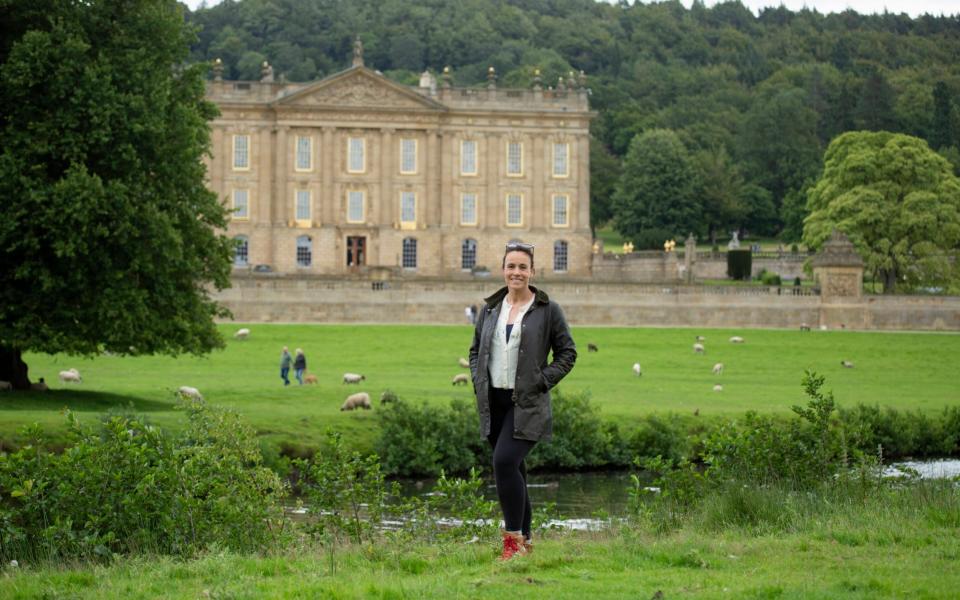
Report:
484,285,549,308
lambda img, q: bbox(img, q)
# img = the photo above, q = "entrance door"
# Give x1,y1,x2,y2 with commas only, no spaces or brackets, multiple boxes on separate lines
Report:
346,236,366,270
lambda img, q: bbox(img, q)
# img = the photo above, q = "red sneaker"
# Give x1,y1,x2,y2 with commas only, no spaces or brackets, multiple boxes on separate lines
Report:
498,531,528,561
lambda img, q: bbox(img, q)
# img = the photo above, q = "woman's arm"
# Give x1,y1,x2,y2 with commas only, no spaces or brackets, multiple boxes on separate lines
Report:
542,302,577,389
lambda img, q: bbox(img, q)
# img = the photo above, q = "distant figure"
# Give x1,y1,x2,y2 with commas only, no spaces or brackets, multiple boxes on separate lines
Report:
728,231,740,250
280,347,292,386
470,304,479,325
294,348,307,385
465,306,474,324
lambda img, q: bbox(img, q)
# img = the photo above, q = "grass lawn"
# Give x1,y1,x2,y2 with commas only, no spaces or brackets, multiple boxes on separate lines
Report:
4,324,958,455
5,513,959,599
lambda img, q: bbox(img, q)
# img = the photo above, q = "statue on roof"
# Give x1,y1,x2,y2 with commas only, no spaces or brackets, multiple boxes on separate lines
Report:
352,36,364,68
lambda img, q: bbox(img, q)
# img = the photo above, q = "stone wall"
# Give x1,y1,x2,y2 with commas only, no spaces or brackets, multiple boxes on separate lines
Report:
590,251,809,283
213,275,960,331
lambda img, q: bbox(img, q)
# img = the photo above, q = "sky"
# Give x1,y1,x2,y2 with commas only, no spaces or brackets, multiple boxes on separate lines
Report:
184,0,958,18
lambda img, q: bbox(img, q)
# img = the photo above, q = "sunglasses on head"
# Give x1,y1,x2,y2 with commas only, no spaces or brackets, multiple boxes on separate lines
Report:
505,242,535,253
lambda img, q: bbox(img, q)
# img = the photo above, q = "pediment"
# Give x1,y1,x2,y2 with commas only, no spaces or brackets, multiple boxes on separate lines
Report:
276,68,445,112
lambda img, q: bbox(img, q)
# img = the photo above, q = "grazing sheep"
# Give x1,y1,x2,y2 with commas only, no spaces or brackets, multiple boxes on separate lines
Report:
0,381,12,391
30,378,48,391
177,385,203,401
343,373,366,384
841,360,855,369
713,384,723,392
712,362,724,375
304,374,318,384
452,373,469,386
820,324,828,331
693,343,705,354
729,336,745,343
800,323,811,332
234,328,250,340
58,368,82,384
632,363,642,377
695,335,706,343
341,392,372,411
380,390,398,405
588,343,599,353
458,357,470,368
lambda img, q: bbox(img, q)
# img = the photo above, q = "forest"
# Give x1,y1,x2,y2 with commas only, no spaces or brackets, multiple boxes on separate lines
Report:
185,0,960,246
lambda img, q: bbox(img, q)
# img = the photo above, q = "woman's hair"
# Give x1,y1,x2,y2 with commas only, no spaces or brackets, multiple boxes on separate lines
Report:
295,348,303,355
502,241,534,268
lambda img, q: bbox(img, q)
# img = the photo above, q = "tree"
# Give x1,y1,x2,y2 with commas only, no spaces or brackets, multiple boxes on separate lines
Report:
930,81,954,151
589,141,621,237
612,129,702,249
803,132,960,293
0,0,233,389
694,146,747,244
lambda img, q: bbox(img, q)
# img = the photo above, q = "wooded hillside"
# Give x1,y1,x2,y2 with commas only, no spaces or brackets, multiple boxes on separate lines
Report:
185,0,960,244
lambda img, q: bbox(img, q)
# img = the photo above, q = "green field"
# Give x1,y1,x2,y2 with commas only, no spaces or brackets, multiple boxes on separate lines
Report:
4,324,958,454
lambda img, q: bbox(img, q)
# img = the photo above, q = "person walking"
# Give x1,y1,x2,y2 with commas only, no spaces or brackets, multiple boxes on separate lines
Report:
468,241,577,560
293,348,307,385
280,346,293,386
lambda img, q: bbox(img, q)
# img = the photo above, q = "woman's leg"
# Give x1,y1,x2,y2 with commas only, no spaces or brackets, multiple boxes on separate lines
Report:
491,406,536,533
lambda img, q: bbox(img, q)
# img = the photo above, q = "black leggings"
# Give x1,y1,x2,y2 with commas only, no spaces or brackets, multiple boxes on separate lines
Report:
487,388,536,537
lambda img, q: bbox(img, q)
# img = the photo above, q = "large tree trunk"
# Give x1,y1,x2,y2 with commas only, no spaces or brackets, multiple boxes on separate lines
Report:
0,345,31,390
882,269,898,294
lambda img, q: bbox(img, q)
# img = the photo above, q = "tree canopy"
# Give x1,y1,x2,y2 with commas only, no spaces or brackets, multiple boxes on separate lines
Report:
0,0,233,388
803,131,960,293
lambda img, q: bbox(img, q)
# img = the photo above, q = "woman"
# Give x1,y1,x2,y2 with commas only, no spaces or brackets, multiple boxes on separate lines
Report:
280,346,293,386
469,241,577,560
293,348,307,385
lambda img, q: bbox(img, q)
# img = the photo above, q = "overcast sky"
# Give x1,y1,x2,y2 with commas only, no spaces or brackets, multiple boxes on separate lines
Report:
183,0,958,18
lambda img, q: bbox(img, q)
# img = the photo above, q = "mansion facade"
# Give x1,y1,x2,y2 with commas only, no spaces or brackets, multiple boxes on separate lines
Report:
204,49,594,279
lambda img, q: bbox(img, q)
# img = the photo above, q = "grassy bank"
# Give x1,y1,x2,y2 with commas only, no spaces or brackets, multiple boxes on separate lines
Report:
4,485,958,599
4,324,958,455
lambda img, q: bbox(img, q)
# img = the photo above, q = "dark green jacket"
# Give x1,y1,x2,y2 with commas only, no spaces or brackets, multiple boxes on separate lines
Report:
469,286,577,442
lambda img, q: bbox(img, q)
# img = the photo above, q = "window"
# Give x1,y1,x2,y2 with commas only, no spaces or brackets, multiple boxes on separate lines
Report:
507,141,523,176
400,191,416,225
400,138,417,174
295,136,312,171
347,190,365,223
461,238,477,270
295,189,311,222
460,193,477,225
234,235,249,266
552,194,569,227
506,193,523,226
233,135,249,170
402,237,417,269
461,140,477,175
554,240,568,272
232,189,249,219
296,235,312,267
347,137,365,173
553,143,569,177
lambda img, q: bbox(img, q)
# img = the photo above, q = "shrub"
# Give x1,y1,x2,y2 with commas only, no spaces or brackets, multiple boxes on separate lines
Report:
528,390,626,470
761,271,782,286
0,401,288,562
628,414,687,464
727,249,752,280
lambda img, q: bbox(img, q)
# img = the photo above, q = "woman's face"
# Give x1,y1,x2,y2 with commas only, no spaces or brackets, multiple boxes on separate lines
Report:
502,250,534,292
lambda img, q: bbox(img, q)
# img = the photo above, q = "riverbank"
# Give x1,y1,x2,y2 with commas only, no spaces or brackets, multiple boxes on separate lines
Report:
5,505,958,599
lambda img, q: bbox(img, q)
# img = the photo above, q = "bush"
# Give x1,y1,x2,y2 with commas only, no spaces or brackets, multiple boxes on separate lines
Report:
528,390,627,470
0,401,288,562
628,414,687,464
839,404,958,459
727,249,752,280
761,271,782,286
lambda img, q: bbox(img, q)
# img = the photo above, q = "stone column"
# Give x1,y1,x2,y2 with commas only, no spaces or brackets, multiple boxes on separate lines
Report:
321,126,335,225
811,230,866,329
684,233,696,283
380,127,394,226
426,129,440,226
532,135,544,230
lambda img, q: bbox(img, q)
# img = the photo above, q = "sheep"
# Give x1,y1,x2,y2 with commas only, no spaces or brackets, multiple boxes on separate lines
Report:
729,336,745,344
841,360,855,369
712,362,724,375
380,390,398,405
341,392,371,411
343,373,366,384
304,374,318,384
0,381,12,391
695,335,706,343
30,378,48,391
632,363,642,377
58,368,82,384
458,357,470,368
820,324,828,331
713,384,723,392
587,343,599,353
234,328,250,340
452,373,469,386
800,323,811,332
177,385,203,401
693,342,705,354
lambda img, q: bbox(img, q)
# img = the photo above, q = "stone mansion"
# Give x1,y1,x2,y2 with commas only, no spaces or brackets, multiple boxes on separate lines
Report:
204,43,595,279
